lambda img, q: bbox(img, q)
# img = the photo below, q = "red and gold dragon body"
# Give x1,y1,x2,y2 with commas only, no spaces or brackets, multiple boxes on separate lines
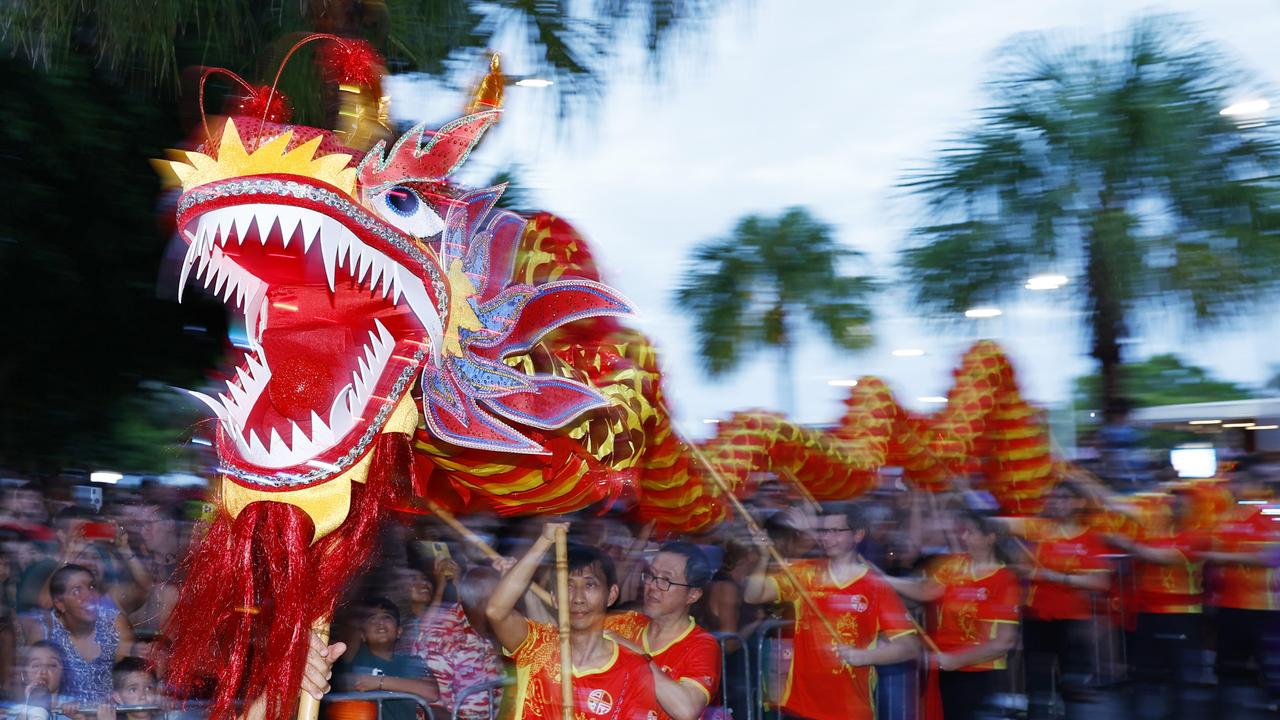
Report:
161,39,1055,718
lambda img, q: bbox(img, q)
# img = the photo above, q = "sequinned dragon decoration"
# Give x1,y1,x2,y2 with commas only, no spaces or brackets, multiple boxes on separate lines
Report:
162,35,1057,720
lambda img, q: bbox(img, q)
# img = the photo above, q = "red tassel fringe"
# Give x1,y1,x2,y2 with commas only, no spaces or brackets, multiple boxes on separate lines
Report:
164,433,413,719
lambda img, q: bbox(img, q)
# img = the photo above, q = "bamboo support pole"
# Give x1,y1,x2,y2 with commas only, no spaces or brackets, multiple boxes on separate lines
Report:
296,618,330,720
775,467,821,514
684,434,943,655
427,500,554,605
554,526,573,719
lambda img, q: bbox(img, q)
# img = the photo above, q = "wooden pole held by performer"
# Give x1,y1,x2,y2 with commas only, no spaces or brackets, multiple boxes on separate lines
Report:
296,618,330,720
554,526,573,719
683,432,944,655
427,500,554,605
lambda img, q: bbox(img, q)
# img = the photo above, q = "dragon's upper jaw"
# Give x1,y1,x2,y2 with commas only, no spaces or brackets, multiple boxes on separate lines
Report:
177,179,446,484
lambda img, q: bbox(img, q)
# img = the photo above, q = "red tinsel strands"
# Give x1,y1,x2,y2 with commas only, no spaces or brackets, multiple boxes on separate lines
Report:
164,432,412,720
317,38,386,92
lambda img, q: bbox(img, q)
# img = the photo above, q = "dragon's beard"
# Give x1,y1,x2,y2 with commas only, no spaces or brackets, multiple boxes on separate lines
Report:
165,431,413,720
178,195,443,484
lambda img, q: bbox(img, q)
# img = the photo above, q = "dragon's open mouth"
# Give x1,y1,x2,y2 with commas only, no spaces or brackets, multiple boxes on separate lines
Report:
178,184,445,480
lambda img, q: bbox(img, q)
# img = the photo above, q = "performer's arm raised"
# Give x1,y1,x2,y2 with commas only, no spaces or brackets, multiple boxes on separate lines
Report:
487,522,568,652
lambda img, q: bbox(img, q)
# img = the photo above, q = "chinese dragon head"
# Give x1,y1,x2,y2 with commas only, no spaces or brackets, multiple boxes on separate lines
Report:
162,37,631,718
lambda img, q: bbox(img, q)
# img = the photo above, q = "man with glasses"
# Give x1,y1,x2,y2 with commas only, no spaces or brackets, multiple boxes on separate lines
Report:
744,503,920,720
606,542,721,720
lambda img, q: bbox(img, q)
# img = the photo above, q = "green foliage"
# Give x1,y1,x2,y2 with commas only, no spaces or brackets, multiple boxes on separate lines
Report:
0,56,226,474
0,0,725,474
488,167,539,214
1,0,719,113
1073,354,1254,410
899,15,1280,419
674,207,876,409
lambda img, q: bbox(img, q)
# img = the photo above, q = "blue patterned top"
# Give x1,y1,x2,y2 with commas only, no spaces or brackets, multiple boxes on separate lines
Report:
37,600,120,703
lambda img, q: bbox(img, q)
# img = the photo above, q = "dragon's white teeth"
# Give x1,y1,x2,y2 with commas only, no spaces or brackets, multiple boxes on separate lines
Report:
217,212,236,246
289,421,308,454
390,275,403,304
396,266,443,355
335,224,354,272
220,264,241,303
320,218,344,293
374,318,393,347
268,427,288,461
178,232,201,303
379,263,395,298
355,247,372,284
276,207,302,248
368,257,384,293
327,384,355,438
309,411,335,447
229,367,253,404
231,207,257,244
187,391,230,422
204,252,222,291
212,258,230,297
247,430,268,459
299,214,322,253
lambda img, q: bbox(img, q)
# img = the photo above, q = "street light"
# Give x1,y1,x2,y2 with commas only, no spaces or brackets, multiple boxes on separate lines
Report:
918,396,948,404
90,471,122,484
1025,274,1069,291
892,348,925,357
827,379,859,387
964,307,1003,319
1221,99,1270,117
514,78,554,88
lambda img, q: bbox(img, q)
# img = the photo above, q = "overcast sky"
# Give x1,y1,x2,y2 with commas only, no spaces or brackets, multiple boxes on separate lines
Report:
390,0,1280,437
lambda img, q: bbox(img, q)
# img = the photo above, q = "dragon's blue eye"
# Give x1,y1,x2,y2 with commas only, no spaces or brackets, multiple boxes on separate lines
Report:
384,187,420,216
371,185,445,238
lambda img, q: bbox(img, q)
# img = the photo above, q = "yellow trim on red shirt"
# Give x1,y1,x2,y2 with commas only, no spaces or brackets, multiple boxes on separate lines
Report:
642,616,697,657
572,637,620,678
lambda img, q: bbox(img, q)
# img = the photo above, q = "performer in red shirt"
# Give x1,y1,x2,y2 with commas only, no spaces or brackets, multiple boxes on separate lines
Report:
1102,488,1209,720
487,522,657,720
886,512,1020,720
999,484,1112,719
1201,466,1280,712
743,503,920,720
605,542,721,720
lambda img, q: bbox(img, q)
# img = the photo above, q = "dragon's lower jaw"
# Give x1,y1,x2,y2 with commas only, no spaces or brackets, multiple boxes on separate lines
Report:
219,393,420,541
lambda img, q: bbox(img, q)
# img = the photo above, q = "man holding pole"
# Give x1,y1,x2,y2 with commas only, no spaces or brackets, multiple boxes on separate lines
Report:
605,542,721,720
488,522,657,720
744,503,920,720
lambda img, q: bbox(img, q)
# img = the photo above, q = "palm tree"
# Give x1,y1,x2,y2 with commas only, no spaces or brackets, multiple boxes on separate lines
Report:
900,15,1280,425
674,207,877,415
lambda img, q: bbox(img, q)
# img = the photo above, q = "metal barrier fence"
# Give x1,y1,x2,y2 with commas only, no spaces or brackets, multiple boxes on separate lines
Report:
710,631,754,720
449,678,512,720
752,619,792,720
322,690,439,720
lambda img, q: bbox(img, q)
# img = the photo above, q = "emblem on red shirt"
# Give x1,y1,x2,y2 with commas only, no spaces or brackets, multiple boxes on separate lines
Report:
850,594,869,612
587,689,613,715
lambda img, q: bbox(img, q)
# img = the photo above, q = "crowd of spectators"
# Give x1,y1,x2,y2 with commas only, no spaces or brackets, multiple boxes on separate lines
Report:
0,457,1276,720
